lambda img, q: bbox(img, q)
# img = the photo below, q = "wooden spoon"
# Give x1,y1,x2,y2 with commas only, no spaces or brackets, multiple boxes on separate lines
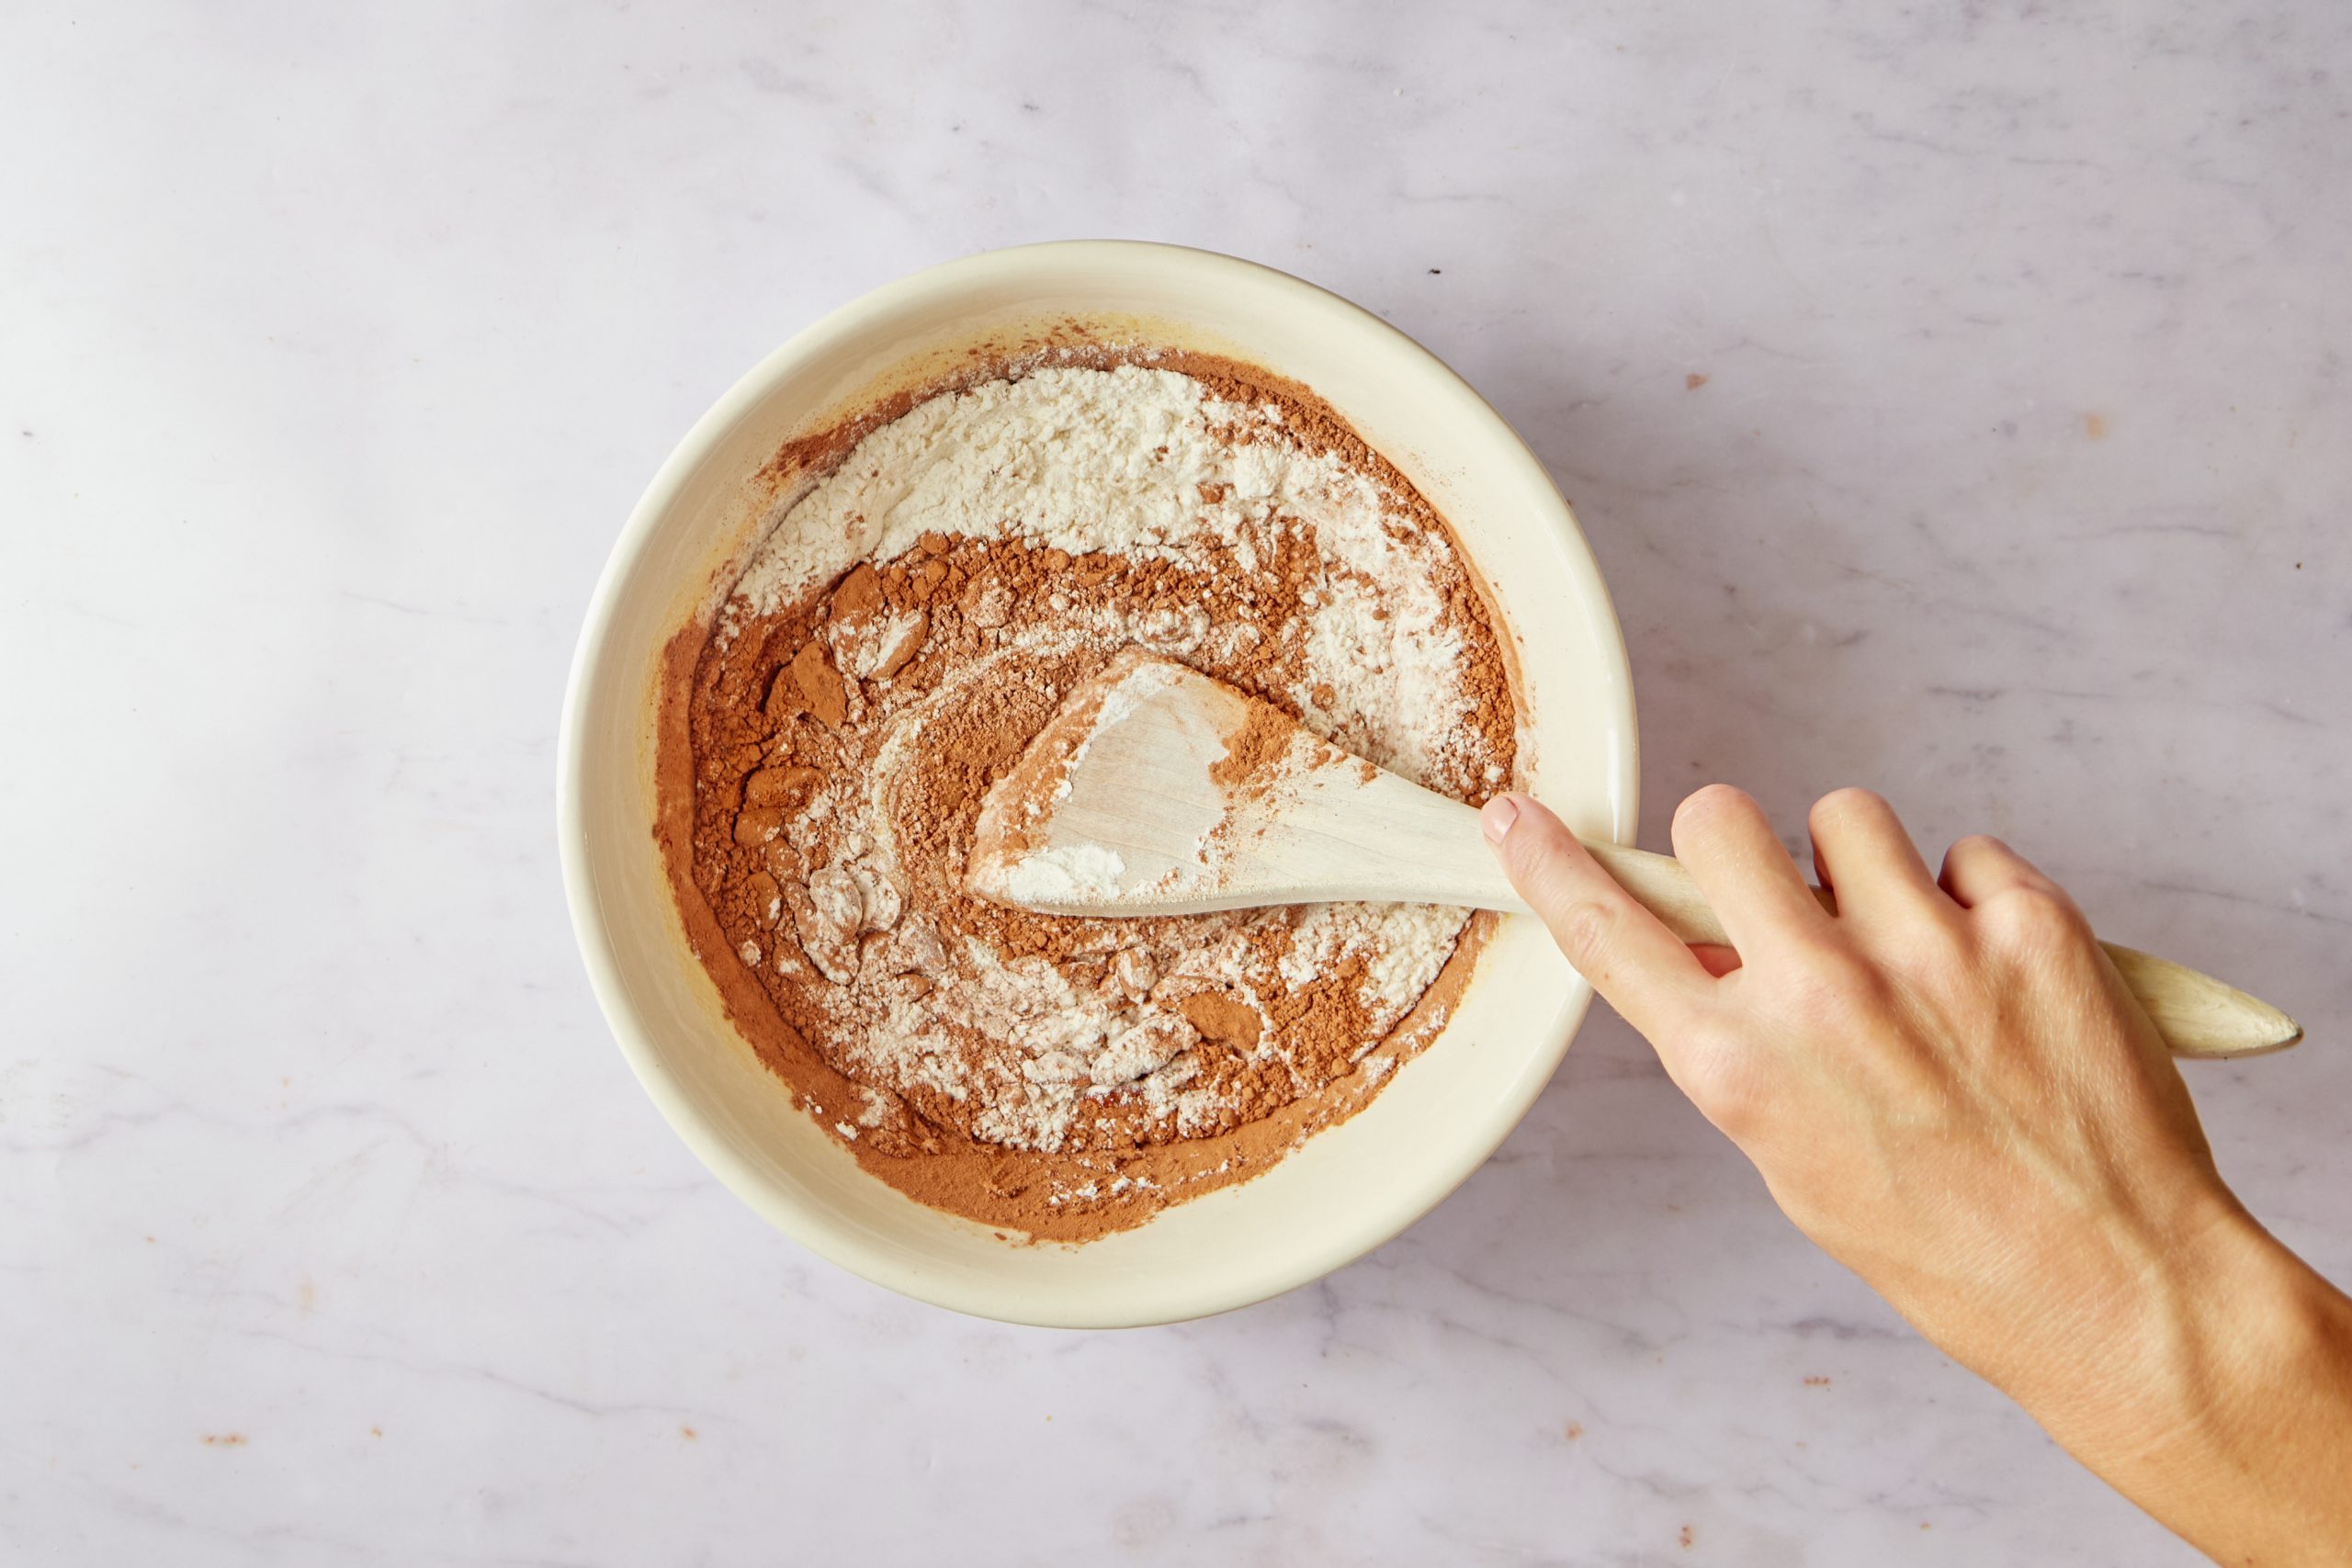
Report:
967,650,2302,1060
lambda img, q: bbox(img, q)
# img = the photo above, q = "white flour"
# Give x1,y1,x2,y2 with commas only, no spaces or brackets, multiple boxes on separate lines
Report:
729,365,1472,784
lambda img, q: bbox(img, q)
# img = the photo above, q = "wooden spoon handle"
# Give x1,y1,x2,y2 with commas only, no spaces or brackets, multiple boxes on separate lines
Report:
1574,840,2301,1060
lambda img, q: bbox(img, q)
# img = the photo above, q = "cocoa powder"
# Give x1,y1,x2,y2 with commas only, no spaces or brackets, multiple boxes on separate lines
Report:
655,349,1519,1242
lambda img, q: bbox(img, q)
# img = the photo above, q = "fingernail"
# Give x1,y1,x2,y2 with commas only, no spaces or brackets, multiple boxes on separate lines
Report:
1480,795,1521,843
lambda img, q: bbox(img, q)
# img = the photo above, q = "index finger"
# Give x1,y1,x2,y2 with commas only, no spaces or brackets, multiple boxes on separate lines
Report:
1481,794,1716,1043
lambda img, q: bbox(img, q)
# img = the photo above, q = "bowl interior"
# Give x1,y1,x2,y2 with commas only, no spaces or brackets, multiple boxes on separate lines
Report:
560,242,1636,1326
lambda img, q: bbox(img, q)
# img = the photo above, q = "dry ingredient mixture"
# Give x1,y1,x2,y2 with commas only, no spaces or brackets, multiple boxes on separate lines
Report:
660,350,1520,1241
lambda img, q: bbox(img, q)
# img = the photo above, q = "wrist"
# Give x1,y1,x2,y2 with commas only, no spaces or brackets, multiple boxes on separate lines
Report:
2007,1199,2352,1557
2007,1192,2275,1446
1883,1174,2255,1430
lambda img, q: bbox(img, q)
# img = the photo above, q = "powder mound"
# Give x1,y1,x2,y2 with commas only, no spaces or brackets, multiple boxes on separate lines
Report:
665,353,1519,1241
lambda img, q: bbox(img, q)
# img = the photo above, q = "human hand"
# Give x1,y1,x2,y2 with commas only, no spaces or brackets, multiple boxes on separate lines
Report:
1481,785,2352,1563
1480,784,2226,1392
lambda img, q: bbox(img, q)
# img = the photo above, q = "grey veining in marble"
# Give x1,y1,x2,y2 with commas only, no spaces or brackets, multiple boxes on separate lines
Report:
5,3,2347,1563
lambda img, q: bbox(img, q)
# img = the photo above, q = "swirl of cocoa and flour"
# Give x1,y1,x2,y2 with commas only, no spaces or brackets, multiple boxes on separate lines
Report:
664,355,1520,1239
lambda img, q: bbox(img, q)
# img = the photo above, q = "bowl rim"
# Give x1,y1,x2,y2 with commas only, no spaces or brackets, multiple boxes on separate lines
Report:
558,239,1639,1325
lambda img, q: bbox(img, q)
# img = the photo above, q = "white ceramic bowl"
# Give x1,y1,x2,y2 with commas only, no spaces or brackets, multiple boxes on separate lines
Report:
559,242,1637,1327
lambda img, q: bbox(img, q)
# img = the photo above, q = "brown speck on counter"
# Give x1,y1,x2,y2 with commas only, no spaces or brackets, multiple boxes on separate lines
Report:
681,1425,698,1440
1679,1525,1695,1549
200,1433,247,1448
1686,372,1708,390
1564,1421,1584,1441
1804,1375,1832,1387
2084,412,2109,439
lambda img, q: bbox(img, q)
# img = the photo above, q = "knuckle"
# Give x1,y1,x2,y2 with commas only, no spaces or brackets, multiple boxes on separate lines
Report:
1882,922,1967,984
1679,783,1750,822
1939,834,2006,893
1945,833,2007,868
1777,944,1888,1027
1676,1032,1770,1134
1979,884,2085,948
1550,898,1620,966
1810,785,1887,830
1674,784,1756,845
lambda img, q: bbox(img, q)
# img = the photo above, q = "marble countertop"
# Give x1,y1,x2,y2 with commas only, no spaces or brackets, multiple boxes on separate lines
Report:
6,3,2348,1562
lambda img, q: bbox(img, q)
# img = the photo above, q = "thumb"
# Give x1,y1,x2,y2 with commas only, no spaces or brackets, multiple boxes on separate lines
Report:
1480,794,1711,1040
